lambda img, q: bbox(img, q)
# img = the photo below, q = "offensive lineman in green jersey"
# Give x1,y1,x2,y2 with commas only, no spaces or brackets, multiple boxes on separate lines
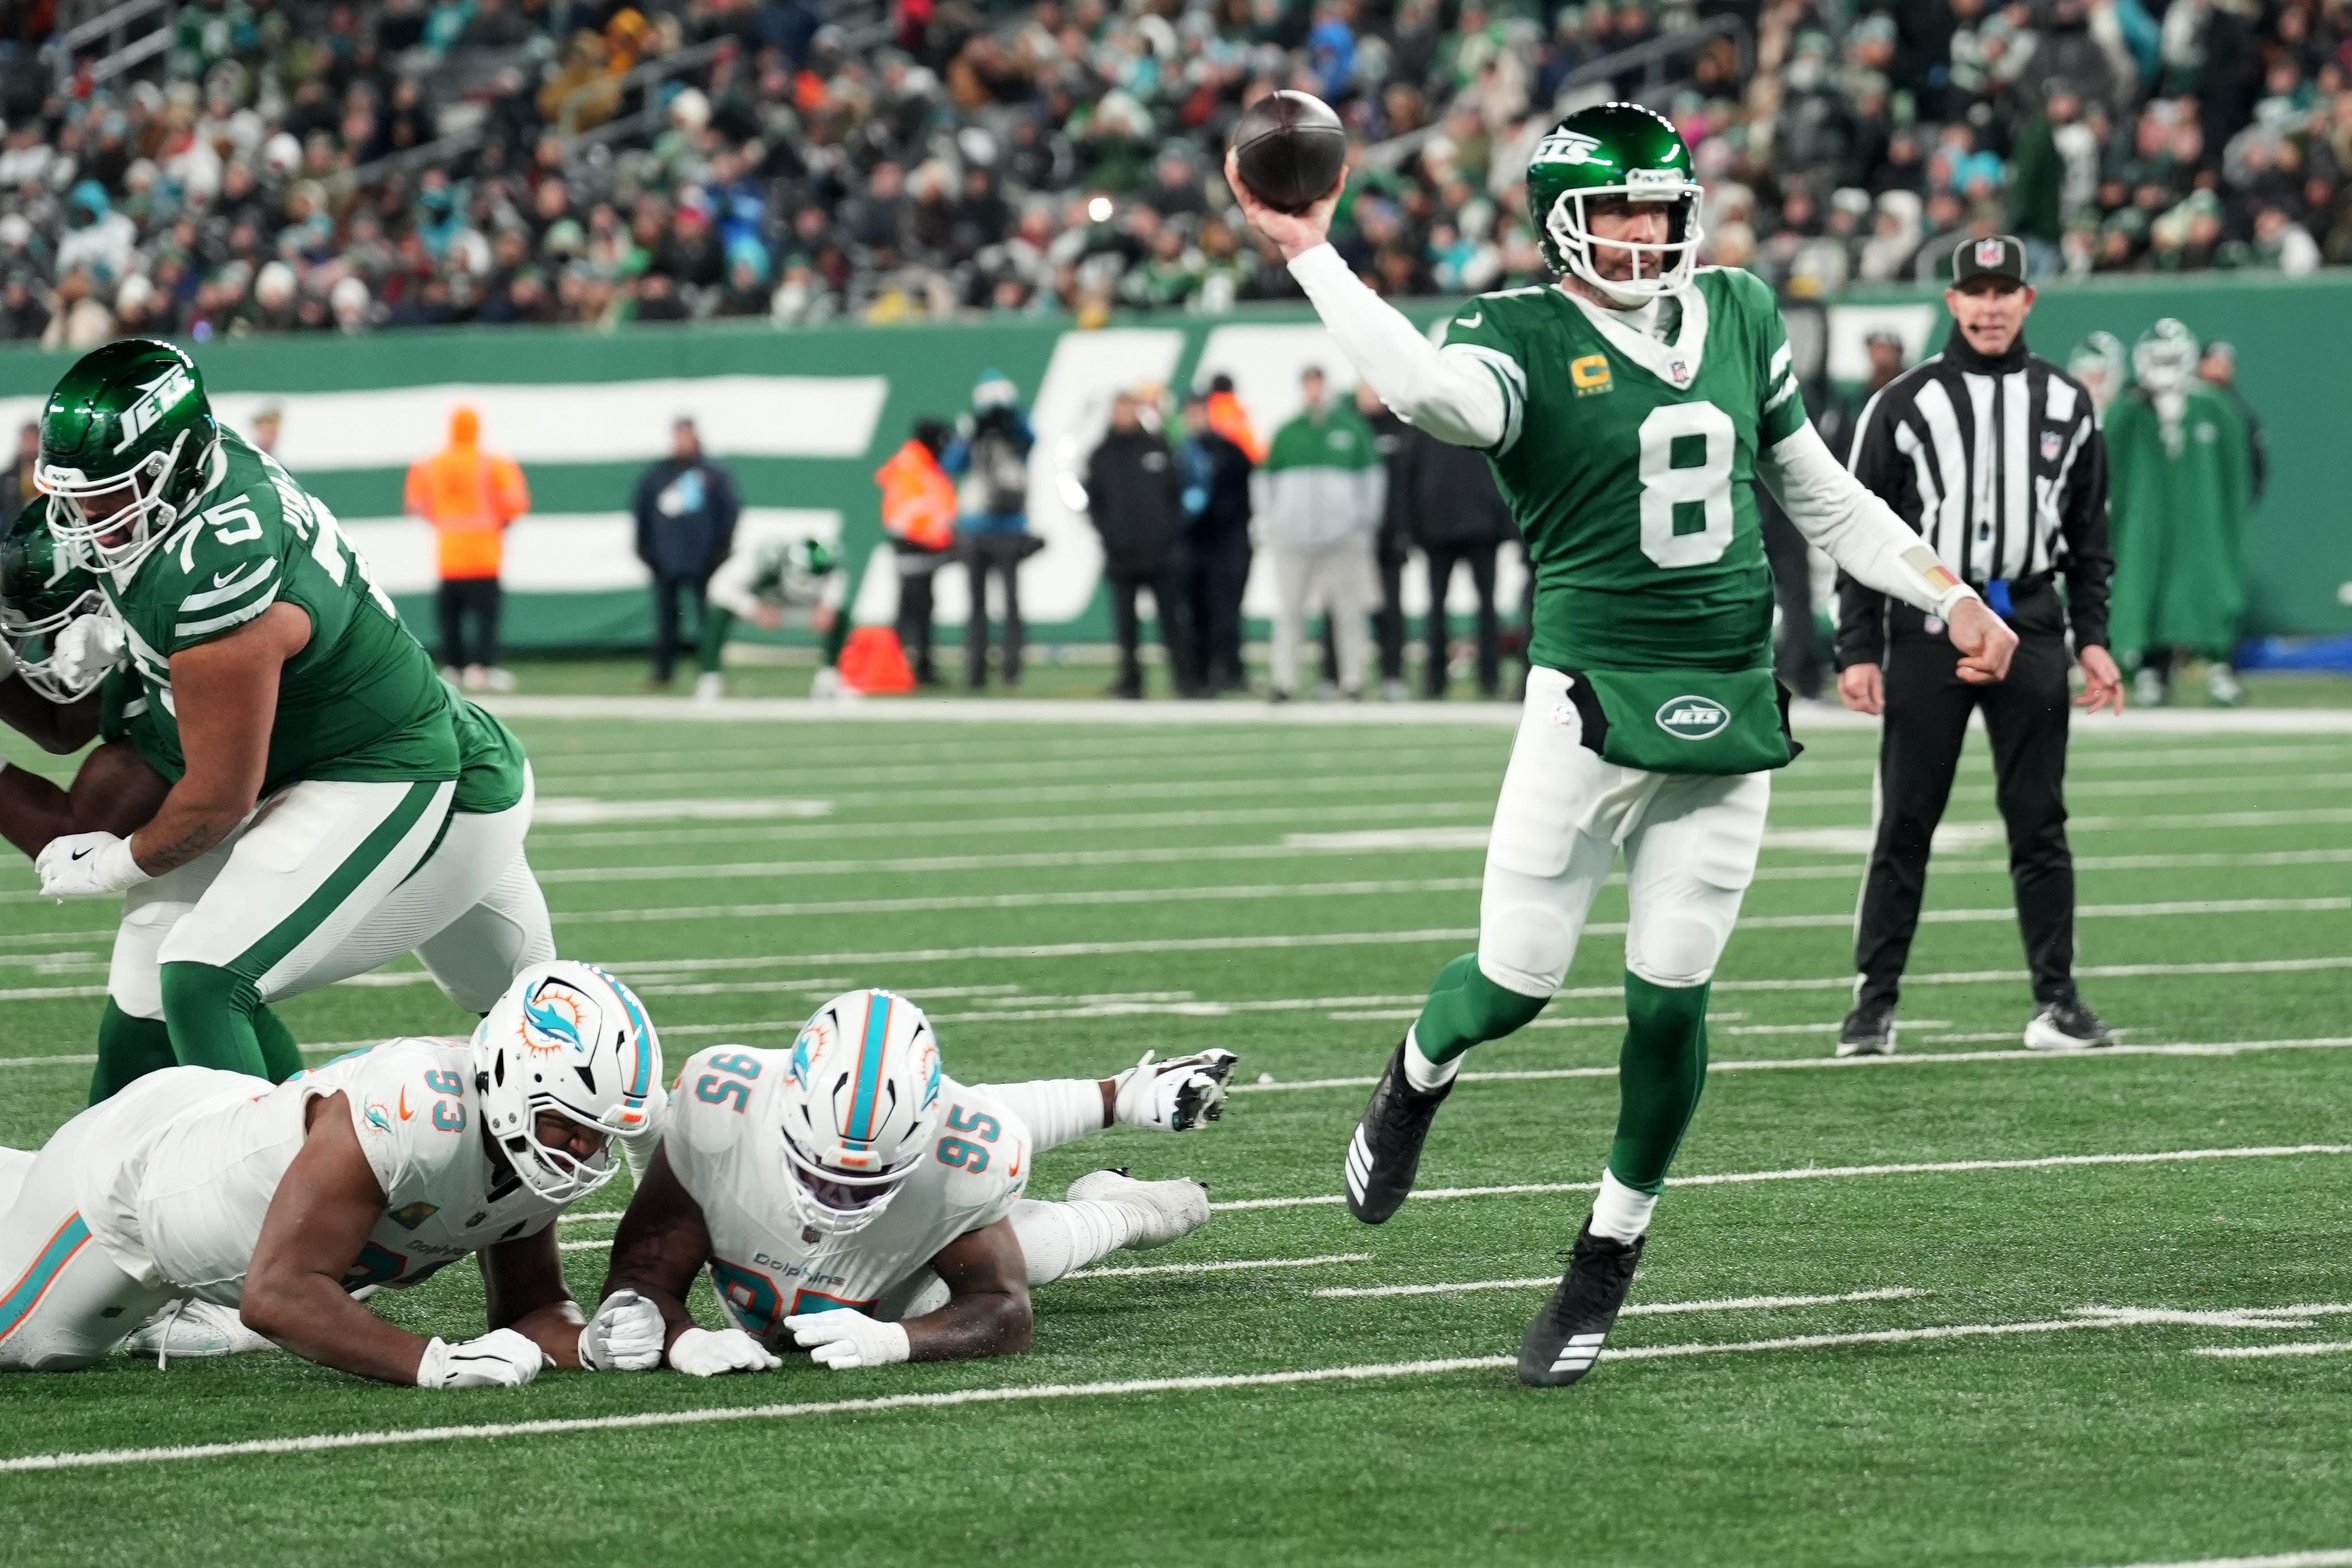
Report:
26,340,557,1096
1229,102,2017,1386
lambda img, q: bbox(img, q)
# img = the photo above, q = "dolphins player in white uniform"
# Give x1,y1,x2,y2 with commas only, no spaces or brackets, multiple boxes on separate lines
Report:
601,988,1231,1374
0,961,674,1385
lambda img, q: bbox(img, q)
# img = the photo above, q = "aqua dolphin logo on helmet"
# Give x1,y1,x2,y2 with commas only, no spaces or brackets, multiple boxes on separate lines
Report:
474,962,665,1204
1524,102,1705,306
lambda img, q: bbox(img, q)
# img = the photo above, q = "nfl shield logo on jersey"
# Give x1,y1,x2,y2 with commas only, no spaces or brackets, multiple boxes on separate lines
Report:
1667,358,1691,387
1655,695,1731,740
2041,430,2063,461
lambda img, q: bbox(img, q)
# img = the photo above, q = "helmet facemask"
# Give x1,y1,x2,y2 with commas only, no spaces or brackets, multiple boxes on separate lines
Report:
779,1131,922,1237
40,428,218,580
1546,171,1705,306
473,963,663,1206
0,509,108,703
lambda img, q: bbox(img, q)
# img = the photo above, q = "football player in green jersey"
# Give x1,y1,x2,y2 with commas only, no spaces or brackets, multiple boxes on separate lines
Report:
23,340,557,1093
1230,102,2016,1386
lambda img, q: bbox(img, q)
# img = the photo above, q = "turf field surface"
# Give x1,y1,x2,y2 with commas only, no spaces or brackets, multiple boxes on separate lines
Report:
1,697,2349,1568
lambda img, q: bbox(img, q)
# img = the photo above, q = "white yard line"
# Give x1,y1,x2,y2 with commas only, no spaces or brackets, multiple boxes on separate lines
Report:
1232,1035,2352,1094
1,1297,2317,1474
1209,1144,2352,1212
1314,1281,1925,1304
1066,1253,1375,1280
2192,1342,2352,1359
485,694,2352,734
2087,1552,2352,1568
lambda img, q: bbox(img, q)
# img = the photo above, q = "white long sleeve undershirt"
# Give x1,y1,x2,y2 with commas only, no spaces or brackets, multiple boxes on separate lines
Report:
1284,242,1974,621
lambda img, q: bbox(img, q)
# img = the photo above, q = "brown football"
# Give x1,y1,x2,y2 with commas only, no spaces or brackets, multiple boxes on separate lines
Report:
1230,90,1347,213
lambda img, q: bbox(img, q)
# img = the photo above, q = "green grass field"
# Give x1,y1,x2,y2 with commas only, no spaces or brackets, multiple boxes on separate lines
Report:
1,692,2349,1568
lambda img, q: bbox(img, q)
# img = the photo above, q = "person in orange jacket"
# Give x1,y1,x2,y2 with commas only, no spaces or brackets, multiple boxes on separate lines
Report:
406,405,529,692
874,415,956,686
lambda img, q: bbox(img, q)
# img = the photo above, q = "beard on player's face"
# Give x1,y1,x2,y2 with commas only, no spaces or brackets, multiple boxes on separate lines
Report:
1581,201,1672,283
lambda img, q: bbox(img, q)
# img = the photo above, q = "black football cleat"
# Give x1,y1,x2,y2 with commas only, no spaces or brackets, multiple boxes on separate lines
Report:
1518,1222,1645,1387
1342,1040,1452,1224
2024,992,2115,1051
1836,998,1897,1058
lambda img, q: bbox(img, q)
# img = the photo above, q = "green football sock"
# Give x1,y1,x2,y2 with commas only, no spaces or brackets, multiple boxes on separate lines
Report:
158,961,269,1078
820,609,850,669
1607,972,1711,1195
252,1005,306,1083
697,607,737,675
88,1001,179,1105
1412,952,1550,1064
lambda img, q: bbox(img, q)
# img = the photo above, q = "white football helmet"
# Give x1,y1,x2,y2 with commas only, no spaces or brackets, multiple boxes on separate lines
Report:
473,961,664,1204
778,988,945,1237
2132,317,2200,394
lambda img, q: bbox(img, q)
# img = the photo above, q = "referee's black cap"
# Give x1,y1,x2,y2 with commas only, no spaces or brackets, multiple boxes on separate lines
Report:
1952,233,2029,289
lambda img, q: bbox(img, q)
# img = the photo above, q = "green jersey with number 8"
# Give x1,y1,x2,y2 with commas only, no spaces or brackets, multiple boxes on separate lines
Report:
1441,265,1807,674
99,428,461,795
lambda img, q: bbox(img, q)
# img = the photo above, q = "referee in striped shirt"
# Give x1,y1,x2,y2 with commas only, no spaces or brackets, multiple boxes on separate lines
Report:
1833,235,2124,1057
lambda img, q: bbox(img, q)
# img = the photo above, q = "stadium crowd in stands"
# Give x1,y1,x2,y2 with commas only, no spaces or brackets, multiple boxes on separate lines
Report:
4,0,2351,344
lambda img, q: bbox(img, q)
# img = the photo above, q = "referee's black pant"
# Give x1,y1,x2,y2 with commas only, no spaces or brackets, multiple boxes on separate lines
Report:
1855,587,2078,1011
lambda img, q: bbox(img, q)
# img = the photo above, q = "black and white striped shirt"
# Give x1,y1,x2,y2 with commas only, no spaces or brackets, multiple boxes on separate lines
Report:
1836,333,2113,664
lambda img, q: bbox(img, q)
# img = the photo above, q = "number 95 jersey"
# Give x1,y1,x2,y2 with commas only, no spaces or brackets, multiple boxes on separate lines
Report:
664,1046,1031,1347
1442,266,1808,677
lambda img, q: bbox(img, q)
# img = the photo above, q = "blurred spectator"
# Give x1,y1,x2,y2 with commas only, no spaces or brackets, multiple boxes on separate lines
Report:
1177,387,1254,697
2107,320,2252,707
5,0,2351,344
3,421,37,517
1084,391,1197,700
406,405,528,693
250,402,284,458
632,417,741,691
2197,339,2268,503
1254,367,1384,704
1395,420,1514,700
1359,380,1413,702
875,415,958,688
947,371,1039,690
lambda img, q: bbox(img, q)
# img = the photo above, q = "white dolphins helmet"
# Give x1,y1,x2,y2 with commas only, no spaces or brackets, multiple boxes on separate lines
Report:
777,988,945,1236
473,961,663,1204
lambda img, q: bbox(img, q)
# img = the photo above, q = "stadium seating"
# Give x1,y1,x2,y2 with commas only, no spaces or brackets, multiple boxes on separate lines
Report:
5,0,2350,343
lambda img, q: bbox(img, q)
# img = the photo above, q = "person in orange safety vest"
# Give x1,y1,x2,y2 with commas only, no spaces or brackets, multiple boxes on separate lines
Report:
406,405,529,693
874,416,956,685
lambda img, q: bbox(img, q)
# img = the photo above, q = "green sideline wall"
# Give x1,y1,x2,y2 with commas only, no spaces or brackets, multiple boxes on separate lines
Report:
1,270,2343,651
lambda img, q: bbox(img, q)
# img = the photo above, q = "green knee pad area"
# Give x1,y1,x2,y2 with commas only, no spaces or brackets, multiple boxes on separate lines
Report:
1411,952,1551,1064
157,962,271,1080
1607,972,1712,1195
89,1002,178,1105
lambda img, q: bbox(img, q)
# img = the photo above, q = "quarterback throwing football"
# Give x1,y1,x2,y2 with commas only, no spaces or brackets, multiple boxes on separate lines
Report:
1229,102,2016,1386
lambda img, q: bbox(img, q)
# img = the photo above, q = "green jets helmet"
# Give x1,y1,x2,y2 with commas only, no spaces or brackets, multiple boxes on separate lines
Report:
37,337,222,578
2131,317,2200,394
0,500,109,702
1524,101,1704,304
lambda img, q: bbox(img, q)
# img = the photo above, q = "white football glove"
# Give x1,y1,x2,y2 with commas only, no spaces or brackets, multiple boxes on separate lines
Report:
51,613,124,689
415,1328,552,1389
35,831,151,898
578,1289,667,1372
1112,1048,1239,1132
669,1325,782,1378
786,1310,912,1372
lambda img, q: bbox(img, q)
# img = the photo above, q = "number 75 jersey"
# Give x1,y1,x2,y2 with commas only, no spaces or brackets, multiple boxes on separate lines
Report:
662,1046,1031,1347
98,428,459,796
1441,266,1808,676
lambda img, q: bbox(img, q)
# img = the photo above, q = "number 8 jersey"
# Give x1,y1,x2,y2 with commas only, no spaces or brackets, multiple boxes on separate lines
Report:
96,428,461,798
663,1046,1031,1345
1440,266,1808,676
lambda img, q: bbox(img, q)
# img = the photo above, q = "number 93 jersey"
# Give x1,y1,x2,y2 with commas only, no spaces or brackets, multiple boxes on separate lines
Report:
1441,266,1808,676
664,1046,1031,1346
87,1040,570,1305
98,428,459,797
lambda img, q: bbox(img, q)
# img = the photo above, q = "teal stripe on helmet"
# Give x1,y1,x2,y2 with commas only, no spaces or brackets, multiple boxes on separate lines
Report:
845,990,893,1142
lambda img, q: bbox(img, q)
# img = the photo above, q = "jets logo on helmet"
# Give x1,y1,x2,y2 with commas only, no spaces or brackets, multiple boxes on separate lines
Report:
473,961,663,1204
1523,102,1705,306
775,988,946,1236
37,338,223,582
